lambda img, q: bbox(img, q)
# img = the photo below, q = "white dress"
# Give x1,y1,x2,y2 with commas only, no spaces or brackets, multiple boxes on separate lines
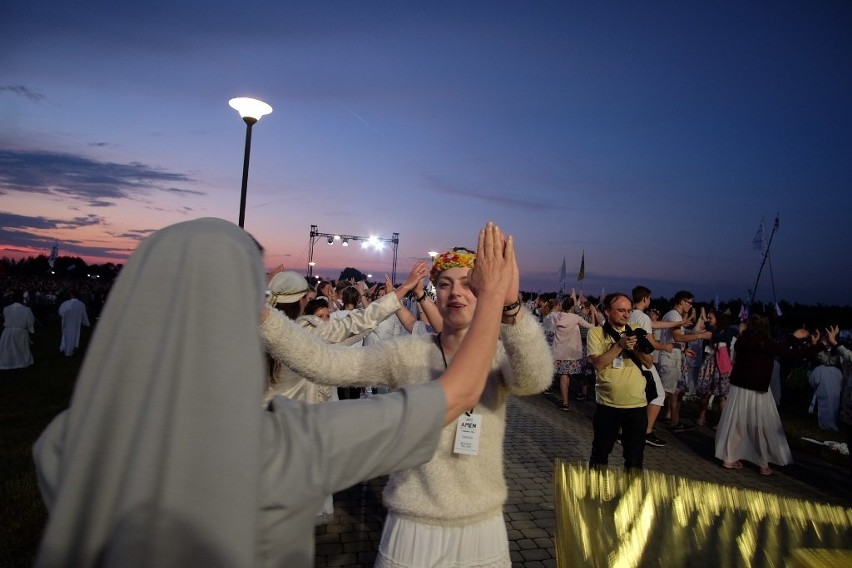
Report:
715,384,792,467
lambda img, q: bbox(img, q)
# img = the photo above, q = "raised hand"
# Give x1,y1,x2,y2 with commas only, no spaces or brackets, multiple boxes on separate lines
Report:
504,246,520,307
826,325,840,345
468,222,514,303
267,264,285,284
810,329,822,345
399,260,429,293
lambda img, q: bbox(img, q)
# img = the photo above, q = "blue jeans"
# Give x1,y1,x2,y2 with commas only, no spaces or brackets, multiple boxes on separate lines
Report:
589,404,648,469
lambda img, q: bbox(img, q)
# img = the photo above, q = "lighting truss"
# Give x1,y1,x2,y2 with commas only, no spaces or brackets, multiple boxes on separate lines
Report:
308,225,400,284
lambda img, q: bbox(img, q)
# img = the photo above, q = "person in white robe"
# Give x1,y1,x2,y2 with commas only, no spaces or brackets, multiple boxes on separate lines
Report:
58,292,90,356
32,217,515,567
0,292,36,369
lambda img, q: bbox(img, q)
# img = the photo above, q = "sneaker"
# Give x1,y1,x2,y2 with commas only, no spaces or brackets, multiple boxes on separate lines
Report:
645,433,666,447
575,393,586,402
559,402,570,411
668,422,694,433
615,435,623,445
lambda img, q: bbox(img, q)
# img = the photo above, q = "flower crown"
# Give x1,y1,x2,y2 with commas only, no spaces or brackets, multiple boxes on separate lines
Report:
430,247,476,283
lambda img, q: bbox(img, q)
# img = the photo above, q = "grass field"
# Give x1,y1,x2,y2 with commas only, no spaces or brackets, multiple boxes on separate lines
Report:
1,319,847,567
1,318,87,568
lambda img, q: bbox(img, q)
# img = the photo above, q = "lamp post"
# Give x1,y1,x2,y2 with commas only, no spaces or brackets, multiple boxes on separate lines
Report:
229,97,273,228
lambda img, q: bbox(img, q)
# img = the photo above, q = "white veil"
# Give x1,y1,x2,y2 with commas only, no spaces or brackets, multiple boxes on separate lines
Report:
34,217,268,567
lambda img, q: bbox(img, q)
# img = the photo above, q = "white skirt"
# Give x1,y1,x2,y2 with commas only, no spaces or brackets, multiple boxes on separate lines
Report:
715,385,793,467
375,512,511,568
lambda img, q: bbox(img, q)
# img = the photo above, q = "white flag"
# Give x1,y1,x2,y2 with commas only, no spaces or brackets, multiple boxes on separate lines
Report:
48,241,58,268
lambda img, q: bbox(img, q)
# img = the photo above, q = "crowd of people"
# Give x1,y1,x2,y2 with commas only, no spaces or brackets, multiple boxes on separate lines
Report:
28,219,556,567
4,218,850,566
528,286,851,477
0,276,106,369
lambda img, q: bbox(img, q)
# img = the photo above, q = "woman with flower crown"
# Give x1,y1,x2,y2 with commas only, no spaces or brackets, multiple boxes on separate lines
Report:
261,240,553,567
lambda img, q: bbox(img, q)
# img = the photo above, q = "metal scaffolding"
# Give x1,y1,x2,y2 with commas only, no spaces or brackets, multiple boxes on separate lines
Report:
307,225,400,284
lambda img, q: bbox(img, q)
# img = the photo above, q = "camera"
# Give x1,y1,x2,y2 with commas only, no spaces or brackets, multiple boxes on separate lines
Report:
624,328,655,354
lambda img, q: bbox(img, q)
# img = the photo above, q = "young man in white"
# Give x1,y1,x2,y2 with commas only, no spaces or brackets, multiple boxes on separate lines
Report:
629,286,679,447
656,290,712,431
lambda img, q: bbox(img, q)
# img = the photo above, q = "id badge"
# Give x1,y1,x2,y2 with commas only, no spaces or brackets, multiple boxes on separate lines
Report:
453,412,482,455
612,356,624,369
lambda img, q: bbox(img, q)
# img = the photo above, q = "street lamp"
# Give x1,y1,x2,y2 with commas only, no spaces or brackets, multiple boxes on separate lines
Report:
229,96,272,228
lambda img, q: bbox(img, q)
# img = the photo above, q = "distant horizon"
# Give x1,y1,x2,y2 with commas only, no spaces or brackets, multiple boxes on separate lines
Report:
4,247,848,309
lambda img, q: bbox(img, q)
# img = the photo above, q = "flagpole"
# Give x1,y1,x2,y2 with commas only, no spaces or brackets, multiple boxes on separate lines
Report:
748,214,779,308
767,253,778,307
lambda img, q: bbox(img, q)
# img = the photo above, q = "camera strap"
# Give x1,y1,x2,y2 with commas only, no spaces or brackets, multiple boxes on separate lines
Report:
603,322,645,369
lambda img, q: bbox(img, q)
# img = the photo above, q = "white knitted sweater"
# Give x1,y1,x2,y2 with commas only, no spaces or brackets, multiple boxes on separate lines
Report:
260,307,553,525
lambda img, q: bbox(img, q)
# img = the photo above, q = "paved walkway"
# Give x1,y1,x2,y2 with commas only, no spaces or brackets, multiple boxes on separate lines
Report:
314,393,852,567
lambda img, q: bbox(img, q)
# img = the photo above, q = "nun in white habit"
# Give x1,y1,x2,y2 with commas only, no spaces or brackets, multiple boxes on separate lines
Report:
32,217,512,567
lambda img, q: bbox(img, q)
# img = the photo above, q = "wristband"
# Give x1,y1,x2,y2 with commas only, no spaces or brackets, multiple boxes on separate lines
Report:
502,294,522,312
502,312,518,324
415,292,427,303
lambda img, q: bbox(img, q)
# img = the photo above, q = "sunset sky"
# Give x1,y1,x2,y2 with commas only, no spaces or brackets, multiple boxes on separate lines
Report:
2,1,850,304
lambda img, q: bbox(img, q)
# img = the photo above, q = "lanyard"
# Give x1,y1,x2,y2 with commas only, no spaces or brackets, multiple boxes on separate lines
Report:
436,332,474,416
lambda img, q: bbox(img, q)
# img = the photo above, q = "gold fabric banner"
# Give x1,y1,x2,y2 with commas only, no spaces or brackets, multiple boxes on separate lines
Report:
554,460,852,567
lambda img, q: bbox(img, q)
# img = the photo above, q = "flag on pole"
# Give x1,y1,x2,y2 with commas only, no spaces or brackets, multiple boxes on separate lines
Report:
713,294,719,310
558,257,567,291
773,214,780,231
775,302,783,317
48,241,58,268
577,251,585,282
752,220,767,254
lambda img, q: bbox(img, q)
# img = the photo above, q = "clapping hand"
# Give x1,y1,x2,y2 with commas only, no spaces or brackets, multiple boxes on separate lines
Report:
468,222,514,302
826,325,840,346
267,264,285,284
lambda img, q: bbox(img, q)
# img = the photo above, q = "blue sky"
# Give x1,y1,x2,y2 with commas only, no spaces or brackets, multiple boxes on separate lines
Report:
2,1,851,304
